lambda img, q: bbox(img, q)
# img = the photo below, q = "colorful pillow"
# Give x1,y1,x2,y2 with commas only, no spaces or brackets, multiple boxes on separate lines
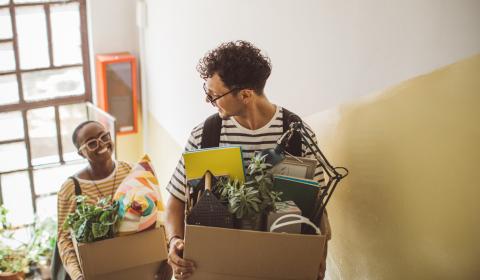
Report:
114,155,165,234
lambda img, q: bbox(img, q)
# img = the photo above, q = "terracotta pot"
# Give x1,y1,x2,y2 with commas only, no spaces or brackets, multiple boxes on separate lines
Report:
0,272,25,280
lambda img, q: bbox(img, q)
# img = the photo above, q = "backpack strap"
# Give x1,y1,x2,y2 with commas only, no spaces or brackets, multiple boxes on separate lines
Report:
282,108,303,157
51,177,81,280
69,176,82,203
200,109,303,157
200,113,223,148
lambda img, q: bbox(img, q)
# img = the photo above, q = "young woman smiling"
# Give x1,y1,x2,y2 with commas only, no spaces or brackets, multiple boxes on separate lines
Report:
56,121,132,280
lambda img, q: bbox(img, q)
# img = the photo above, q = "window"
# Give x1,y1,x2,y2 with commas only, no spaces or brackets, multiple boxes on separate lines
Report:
0,0,91,228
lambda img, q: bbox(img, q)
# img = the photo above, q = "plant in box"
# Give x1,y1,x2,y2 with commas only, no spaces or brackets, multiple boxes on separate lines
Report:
61,155,169,280
63,195,119,243
216,154,283,230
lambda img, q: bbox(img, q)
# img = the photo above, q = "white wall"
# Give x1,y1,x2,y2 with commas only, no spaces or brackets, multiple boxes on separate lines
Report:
86,0,139,101
143,0,480,146
86,0,144,162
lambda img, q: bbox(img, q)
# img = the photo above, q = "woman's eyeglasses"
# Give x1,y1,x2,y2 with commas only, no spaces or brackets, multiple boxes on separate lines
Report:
79,131,112,152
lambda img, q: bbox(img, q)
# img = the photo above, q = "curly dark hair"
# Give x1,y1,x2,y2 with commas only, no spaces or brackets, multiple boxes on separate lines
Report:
197,40,272,95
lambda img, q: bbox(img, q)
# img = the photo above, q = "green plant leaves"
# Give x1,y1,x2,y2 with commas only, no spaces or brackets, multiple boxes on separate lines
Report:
92,223,109,239
214,153,282,220
63,196,119,243
0,205,29,273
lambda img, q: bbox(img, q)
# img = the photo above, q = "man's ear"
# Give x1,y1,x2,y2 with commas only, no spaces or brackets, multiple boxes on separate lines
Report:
240,89,254,104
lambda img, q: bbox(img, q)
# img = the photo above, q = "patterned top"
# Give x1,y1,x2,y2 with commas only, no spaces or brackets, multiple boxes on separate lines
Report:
167,106,326,202
56,161,132,280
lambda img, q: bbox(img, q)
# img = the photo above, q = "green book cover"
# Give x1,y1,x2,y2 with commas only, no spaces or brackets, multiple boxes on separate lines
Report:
273,175,319,218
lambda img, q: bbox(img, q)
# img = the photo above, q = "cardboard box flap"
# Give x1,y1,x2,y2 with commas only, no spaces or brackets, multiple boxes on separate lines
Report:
184,225,326,280
75,227,167,276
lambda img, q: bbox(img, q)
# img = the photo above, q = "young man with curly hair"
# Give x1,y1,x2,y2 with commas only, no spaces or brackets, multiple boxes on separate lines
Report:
165,40,330,279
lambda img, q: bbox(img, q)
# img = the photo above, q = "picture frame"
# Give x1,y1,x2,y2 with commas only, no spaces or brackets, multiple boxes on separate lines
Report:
270,156,317,179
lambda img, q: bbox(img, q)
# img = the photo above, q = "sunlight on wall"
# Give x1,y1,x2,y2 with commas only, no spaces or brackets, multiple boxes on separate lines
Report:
145,112,183,199
305,54,480,280
116,104,144,164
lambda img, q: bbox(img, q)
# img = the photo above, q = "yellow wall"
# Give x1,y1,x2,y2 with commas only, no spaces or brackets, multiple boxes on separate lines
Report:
145,112,183,199
305,54,480,279
116,105,144,164
115,103,183,198
142,54,480,279
114,105,180,210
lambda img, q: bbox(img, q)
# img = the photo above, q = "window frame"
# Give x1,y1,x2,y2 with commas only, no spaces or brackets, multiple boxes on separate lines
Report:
0,0,91,223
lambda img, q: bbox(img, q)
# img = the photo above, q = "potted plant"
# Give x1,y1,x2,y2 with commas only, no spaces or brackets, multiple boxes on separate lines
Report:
216,153,283,230
0,205,29,280
27,218,56,280
0,247,28,280
217,178,262,229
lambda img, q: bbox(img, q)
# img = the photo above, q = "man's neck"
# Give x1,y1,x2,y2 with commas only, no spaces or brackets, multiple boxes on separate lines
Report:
234,97,277,130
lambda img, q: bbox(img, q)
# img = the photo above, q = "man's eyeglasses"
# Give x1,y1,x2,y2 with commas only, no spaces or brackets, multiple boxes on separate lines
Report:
203,83,240,104
79,131,112,152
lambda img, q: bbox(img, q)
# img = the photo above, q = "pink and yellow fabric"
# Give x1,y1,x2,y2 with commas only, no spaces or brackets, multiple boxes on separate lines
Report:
114,155,165,234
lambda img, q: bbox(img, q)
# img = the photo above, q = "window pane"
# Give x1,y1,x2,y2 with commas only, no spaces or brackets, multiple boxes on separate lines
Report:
0,142,28,172
1,171,34,226
59,103,86,161
0,8,12,39
22,67,85,101
51,3,82,66
0,111,23,142
0,0,10,6
16,6,49,70
0,75,19,106
1,227,31,250
36,195,57,221
27,107,59,165
0,42,15,73
33,162,85,195
15,227,31,246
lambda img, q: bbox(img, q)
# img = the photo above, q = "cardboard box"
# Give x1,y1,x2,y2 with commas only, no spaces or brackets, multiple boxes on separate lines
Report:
72,226,169,280
184,225,327,280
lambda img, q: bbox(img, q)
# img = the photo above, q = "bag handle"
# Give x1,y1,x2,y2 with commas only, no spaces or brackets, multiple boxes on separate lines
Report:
69,176,82,196
269,214,321,235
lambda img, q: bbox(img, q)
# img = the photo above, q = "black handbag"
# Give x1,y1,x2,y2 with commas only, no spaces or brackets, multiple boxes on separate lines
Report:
51,176,81,280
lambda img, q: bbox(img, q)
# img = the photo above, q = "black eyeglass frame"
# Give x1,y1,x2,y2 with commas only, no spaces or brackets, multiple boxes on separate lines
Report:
203,83,242,104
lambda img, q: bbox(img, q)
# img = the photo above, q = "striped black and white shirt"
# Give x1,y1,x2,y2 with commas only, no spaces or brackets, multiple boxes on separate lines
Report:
167,106,326,202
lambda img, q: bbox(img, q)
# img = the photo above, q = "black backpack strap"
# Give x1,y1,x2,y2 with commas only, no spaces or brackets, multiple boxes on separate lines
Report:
51,177,81,280
200,113,223,148
69,176,82,197
200,110,302,156
282,108,303,157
